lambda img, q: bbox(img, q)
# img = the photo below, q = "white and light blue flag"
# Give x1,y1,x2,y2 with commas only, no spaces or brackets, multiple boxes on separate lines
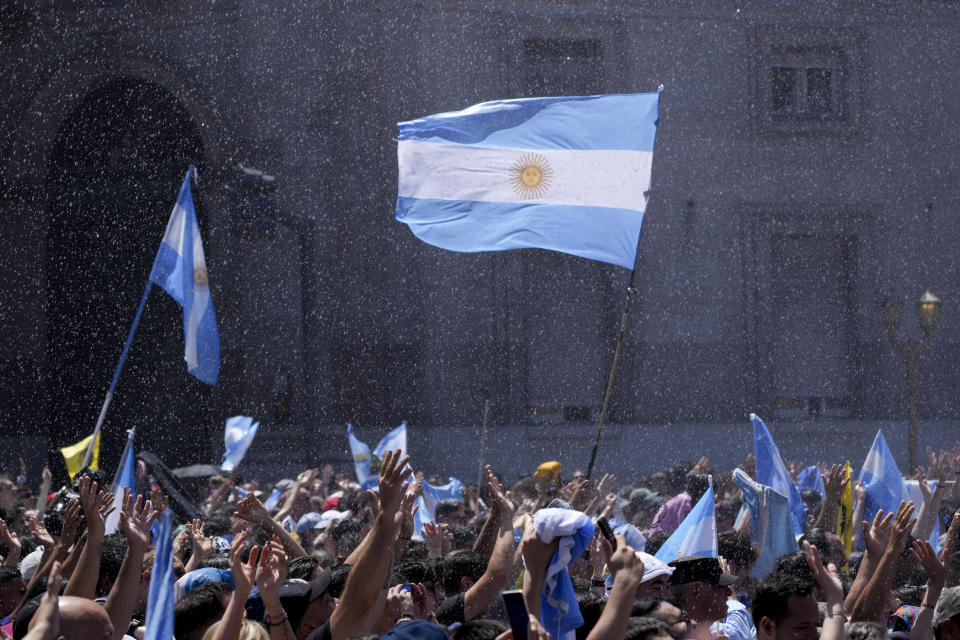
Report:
733,469,798,578
858,430,908,527
396,93,660,269
373,422,408,460
752,414,807,536
105,429,136,535
149,165,220,385
413,476,464,538
796,465,826,499
347,424,376,490
144,510,175,640
654,479,717,563
221,416,260,472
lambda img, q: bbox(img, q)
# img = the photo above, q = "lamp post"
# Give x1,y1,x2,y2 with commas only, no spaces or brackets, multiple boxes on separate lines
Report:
884,288,941,472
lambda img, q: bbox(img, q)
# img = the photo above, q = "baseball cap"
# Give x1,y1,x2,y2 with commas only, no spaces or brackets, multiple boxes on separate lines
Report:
278,573,333,630
933,587,960,632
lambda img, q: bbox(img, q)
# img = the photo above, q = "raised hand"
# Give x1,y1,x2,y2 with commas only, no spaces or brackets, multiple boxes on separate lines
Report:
25,561,61,640
861,509,894,558
149,489,169,516
27,513,53,549
520,520,559,577
911,540,949,589
378,449,411,517
234,493,269,526
255,537,288,599
802,541,843,603
118,490,156,552
887,501,916,554
59,500,82,549
486,465,515,519
187,519,213,559
421,521,445,558
596,473,617,497
822,464,848,503
228,530,259,597
606,534,644,583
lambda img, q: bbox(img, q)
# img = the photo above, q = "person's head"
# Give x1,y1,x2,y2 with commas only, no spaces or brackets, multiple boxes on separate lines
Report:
576,592,607,640
669,556,736,623
617,552,674,600
934,586,960,640
277,574,337,640
572,469,587,483
534,461,562,495
452,619,507,640
397,560,443,612
435,499,467,526
624,617,672,640
718,530,759,594
752,573,818,640
201,619,269,640
97,533,128,597
0,565,26,618
440,552,487,596
845,621,888,640
141,549,185,616
174,582,233,640
684,474,709,503
35,594,114,640
288,556,324,582
644,531,673,557
633,598,689,640
770,551,817,592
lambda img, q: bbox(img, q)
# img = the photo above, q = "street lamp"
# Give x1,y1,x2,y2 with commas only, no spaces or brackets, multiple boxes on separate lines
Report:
884,288,941,472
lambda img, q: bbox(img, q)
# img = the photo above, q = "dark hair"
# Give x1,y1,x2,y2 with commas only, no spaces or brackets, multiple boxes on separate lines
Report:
401,540,429,561
440,552,487,596
685,474,709,503
287,556,322,582
446,524,476,551
328,564,352,598
203,514,232,538
174,581,232,640
329,518,363,559
97,533,129,597
451,619,508,640
846,621,887,640
718,531,758,571
798,529,830,561
893,585,926,607
436,499,463,519
198,555,230,570
12,595,41,640
576,592,607,640
768,551,816,587
396,560,438,586
631,597,666,618
645,531,674,556
625,616,669,640
752,573,813,628
0,565,22,586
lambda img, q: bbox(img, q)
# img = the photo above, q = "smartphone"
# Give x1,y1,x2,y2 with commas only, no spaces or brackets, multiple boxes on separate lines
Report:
501,590,528,640
596,517,617,551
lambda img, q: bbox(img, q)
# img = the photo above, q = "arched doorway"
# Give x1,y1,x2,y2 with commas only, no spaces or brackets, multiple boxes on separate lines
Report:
44,77,215,475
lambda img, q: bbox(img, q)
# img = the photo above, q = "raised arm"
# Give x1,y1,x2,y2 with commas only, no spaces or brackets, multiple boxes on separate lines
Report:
803,541,846,640
255,538,299,640
34,467,52,516
63,477,113,599
909,540,949,640
812,464,847,534
0,519,22,567
235,493,306,559
520,520,559,622
844,508,890,612
104,491,157,640
463,465,516,621
587,536,643,640
210,531,258,640
849,501,915,623
329,449,410,640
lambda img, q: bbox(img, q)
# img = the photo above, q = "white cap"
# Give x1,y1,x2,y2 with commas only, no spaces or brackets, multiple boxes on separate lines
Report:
19,546,45,580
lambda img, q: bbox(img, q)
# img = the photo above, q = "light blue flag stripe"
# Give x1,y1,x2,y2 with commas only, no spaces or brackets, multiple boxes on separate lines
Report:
654,483,717,563
397,198,644,269
347,425,376,490
105,431,136,535
396,93,659,271
857,430,908,528
149,166,220,385
144,510,174,640
373,422,408,460
398,93,659,151
221,416,259,472
752,414,807,536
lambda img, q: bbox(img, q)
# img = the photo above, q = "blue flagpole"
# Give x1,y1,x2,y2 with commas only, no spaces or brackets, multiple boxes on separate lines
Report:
81,280,153,470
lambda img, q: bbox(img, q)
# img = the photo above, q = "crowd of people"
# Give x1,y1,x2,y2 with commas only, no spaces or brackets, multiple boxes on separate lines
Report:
1,440,960,640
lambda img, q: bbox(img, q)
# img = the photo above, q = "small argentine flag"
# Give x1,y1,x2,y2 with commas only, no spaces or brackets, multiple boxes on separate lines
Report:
149,166,220,385
396,93,660,269
654,479,717,563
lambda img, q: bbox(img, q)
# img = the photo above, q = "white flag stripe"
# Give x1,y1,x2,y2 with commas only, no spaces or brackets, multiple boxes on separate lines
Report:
398,141,653,212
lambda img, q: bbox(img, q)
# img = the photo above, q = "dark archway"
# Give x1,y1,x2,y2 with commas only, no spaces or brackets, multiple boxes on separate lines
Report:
44,77,215,477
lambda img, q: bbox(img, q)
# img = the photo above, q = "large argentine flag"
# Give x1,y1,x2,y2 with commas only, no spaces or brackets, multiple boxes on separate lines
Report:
654,480,717,563
373,422,408,460
858,430,908,526
396,93,660,269
149,166,220,385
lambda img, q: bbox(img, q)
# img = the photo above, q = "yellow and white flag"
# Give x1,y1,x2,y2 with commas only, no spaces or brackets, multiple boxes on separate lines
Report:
837,461,854,559
60,433,100,481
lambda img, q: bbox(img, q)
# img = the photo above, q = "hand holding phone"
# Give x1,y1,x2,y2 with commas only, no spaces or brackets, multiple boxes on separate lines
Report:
596,517,617,551
501,590,528,640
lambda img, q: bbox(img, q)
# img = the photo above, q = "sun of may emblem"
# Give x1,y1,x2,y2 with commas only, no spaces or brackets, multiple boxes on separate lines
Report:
510,153,553,199
194,267,208,286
